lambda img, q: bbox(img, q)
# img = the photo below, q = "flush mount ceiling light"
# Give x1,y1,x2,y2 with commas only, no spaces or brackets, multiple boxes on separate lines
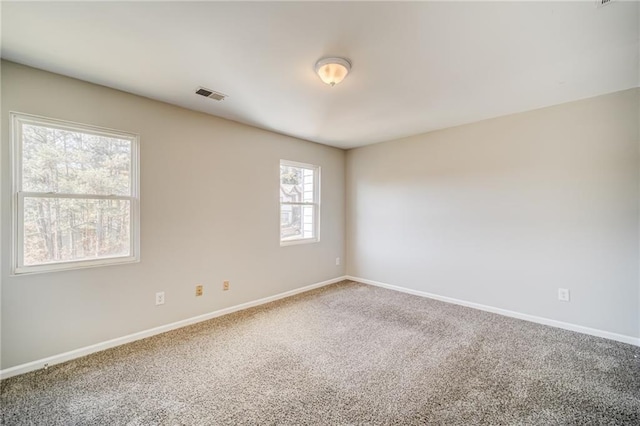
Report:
315,57,352,87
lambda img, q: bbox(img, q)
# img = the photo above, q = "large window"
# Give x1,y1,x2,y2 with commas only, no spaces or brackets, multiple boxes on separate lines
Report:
280,160,320,245
11,113,139,274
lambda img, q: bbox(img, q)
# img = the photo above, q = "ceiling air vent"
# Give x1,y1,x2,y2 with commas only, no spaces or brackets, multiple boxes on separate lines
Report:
596,0,615,7
195,87,227,101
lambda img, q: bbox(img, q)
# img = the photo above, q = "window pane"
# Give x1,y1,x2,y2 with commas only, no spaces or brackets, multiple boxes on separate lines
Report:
23,197,131,266
280,204,314,241
22,124,132,195
280,165,302,203
302,169,314,203
280,165,315,203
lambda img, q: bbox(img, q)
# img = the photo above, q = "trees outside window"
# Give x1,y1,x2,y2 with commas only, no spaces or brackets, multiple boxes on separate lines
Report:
11,113,139,274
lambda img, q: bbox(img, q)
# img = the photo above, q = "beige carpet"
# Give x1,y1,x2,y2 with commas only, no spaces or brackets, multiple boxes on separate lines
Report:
1,280,639,425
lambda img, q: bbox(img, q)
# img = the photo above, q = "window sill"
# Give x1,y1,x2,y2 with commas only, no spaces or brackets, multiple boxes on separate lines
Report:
13,255,139,276
280,238,319,247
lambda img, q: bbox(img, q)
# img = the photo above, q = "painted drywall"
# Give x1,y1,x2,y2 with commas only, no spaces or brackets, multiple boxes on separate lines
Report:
0,61,345,369
346,89,640,339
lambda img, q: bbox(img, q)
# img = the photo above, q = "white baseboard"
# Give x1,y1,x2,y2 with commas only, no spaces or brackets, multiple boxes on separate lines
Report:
0,276,347,380
346,275,640,347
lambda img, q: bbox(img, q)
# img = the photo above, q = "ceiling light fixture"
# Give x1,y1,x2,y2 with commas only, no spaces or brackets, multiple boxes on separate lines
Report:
315,57,351,87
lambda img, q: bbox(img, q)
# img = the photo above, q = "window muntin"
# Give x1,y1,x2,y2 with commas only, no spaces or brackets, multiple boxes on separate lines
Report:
280,160,319,245
11,113,139,274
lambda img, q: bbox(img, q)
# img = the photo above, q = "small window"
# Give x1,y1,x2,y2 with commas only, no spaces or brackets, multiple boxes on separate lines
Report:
280,160,320,245
11,113,140,274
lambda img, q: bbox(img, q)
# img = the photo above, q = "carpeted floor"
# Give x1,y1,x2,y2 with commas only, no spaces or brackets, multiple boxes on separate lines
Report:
1,280,639,425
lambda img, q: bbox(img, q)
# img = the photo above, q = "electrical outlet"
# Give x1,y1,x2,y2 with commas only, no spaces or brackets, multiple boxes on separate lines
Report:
155,291,165,305
558,288,570,302
223,281,230,291
336,257,341,266
195,285,203,297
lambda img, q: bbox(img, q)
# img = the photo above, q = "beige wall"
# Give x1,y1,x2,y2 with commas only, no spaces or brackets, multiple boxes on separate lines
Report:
346,89,640,339
1,61,346,369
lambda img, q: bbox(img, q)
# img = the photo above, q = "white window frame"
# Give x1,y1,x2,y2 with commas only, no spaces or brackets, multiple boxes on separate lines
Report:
10,112,140,275
279,159,320,246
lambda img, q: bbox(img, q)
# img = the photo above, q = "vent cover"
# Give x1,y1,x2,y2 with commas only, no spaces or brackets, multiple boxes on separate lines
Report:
596,0,615,7
195,87,227,101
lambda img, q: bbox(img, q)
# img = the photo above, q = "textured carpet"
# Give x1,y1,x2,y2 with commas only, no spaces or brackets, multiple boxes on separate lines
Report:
1,280,639,425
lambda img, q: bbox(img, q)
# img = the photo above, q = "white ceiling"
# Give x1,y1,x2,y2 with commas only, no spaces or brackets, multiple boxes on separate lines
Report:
1,1,638,149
